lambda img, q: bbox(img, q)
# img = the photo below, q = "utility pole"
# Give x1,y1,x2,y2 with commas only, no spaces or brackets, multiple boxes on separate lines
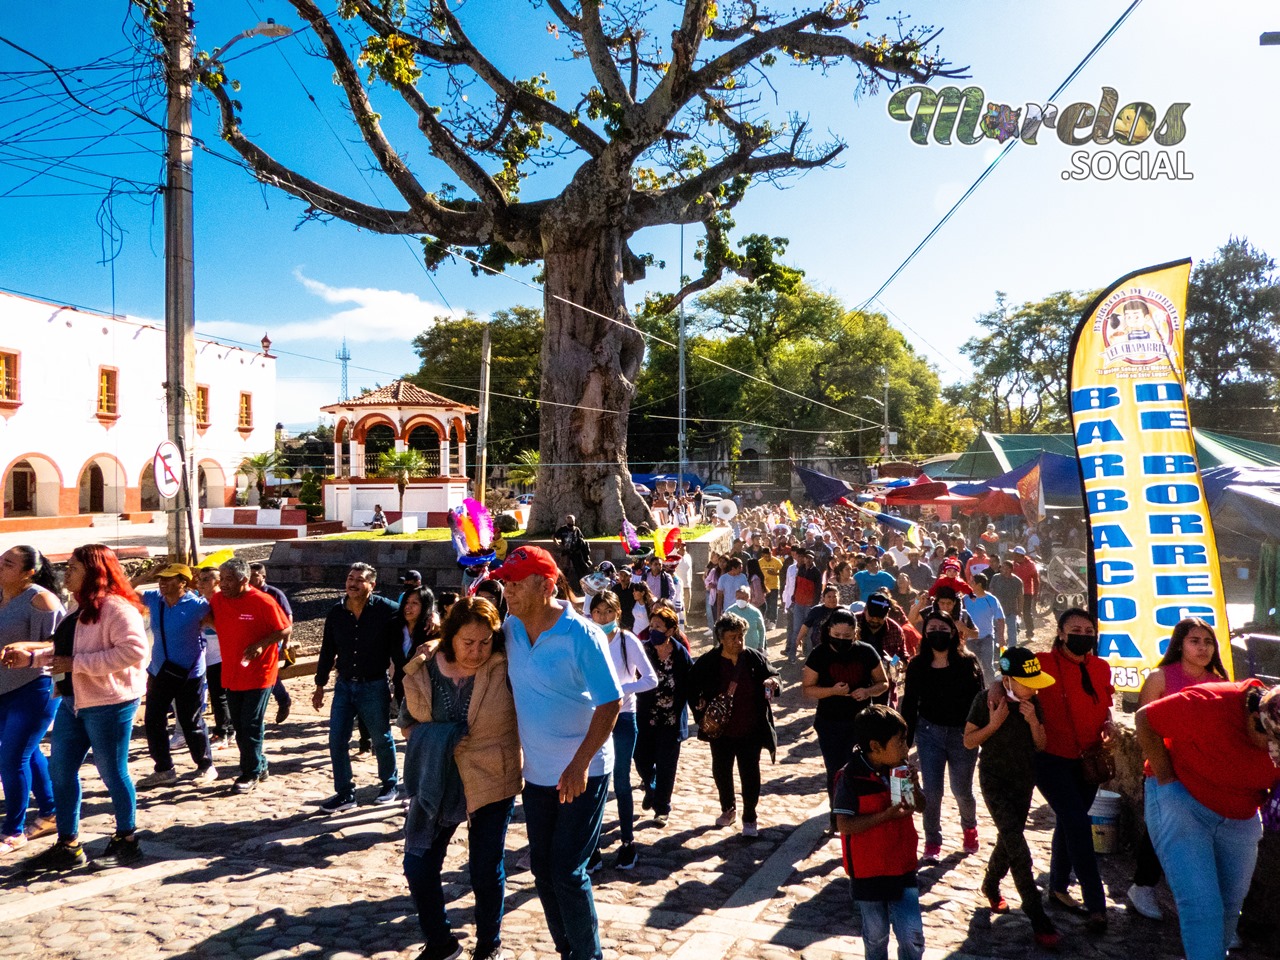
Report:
474,325,492,504
163,0,198,563
882,373,890,458
677,225,687,498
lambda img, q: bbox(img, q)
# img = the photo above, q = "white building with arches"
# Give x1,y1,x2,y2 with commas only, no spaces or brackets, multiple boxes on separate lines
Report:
0,290,276,533
320,379,475,528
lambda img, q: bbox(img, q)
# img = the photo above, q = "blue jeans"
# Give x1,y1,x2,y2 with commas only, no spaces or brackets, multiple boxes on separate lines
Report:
611,712,638,844
971,635,996,684
915,717,978,847
1004,614,1019,647
49,697,139,839
226,687,272,780
855,887,924,960
0,676,59,836
1147,778,1262,960
328,677,397,795
786,603,807,657
1033,752,1105,912
633,722,681,816
523,776,610,960
403,796,514,955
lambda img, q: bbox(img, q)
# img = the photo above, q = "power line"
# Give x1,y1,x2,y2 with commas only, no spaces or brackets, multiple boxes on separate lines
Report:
853,0,1146,350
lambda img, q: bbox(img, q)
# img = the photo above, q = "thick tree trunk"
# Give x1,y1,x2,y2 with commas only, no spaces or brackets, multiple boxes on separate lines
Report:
527,227,652,536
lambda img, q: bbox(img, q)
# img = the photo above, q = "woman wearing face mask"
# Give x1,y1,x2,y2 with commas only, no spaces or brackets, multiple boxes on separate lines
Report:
900,611,985,861
588,592,657,871
1126,617,1229,921
691,611,781,836
802,610,889,831
634,603,694,827
1033,607,1116,934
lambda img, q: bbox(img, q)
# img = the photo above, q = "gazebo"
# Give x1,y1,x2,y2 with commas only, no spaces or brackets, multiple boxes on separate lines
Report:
320,380,478,530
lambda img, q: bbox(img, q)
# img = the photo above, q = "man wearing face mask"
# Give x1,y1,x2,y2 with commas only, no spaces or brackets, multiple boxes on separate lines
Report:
856,594,906,660
731,585,768,653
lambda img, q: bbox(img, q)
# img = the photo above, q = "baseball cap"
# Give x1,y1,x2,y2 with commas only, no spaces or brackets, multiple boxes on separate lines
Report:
156,563,193,580
864,594,892,617
998,647,1056,689
596,560,616,575
1013,546,1027,555
400,569,423,583
491,545,560,583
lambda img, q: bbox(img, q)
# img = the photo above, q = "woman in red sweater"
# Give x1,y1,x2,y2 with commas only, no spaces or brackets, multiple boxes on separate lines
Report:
1032,607,1115,933
1137,681,1280,960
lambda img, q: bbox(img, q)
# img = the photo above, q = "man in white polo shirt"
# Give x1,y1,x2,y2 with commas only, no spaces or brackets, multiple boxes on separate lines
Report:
493,546,621,960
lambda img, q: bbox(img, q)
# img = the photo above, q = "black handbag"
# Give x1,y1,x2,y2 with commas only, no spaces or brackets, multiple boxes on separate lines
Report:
155,604,193,685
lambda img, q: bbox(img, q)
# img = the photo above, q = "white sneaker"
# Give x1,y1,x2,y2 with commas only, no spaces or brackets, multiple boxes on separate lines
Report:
1126,883,1163,920
194,766,218,783
137,768,179,789
741,821,759,838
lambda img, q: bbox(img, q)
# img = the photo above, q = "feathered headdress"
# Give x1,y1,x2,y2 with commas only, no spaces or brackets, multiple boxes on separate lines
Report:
449,498,496,567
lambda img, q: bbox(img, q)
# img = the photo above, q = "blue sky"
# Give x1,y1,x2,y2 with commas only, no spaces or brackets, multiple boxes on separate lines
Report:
2,1,1278,442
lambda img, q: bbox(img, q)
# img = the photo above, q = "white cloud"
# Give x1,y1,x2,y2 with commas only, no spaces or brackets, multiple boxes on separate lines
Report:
197,270,466,344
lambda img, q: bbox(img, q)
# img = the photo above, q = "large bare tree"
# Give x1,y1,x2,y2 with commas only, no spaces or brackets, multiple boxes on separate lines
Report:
158,0,961,533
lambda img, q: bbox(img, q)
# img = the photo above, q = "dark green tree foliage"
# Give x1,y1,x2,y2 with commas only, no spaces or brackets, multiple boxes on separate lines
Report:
947,290,1097,434
409,307,544,466
631,281,967,478
1185,237,1280,436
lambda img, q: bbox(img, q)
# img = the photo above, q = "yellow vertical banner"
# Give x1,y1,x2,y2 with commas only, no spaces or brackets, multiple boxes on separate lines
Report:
1067,259,1230,692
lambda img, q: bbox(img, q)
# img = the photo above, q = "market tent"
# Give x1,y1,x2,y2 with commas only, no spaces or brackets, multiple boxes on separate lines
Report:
929,430,1280,481
1202,466,1280,559
951,452,1084,510
883,481,977,505
794,463,856,506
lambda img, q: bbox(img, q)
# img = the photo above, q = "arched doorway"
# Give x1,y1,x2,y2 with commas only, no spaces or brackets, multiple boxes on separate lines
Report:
334,420,350,478
140,461,160,510
2,456,62,518
198,460,229,509
77,455,126,515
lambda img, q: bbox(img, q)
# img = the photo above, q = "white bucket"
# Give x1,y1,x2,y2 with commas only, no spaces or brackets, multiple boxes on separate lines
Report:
1089,789,1122,854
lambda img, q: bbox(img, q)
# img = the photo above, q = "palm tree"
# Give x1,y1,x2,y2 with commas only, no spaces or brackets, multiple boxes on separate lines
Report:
508,449,540,490
374,449,430,515
238,450,283,503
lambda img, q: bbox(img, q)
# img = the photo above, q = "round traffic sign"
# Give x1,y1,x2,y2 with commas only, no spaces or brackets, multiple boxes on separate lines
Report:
153,441,183,499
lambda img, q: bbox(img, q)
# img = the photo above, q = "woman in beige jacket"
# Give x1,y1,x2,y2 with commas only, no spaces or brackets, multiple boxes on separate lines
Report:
400,596,521,960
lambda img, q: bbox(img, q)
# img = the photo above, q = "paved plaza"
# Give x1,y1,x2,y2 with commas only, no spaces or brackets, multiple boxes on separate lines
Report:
0,627,1250,960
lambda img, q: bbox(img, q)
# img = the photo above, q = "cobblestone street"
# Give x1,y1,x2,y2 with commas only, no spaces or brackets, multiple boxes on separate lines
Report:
0,625,1252,960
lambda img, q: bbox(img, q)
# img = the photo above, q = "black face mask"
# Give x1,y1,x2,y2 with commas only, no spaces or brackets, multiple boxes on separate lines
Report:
1064,633,1096,656
925,631,952,652
829,636,854,651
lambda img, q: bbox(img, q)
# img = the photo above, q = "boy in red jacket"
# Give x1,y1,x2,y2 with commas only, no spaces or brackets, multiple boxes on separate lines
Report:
834,705,926,960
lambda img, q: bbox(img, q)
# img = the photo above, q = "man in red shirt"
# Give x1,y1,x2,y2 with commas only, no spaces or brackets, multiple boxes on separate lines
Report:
1010,547,1040,639
208,558,290,793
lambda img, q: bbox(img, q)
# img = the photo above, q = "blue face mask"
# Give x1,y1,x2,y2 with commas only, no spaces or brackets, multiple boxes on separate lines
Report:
600,621,618,636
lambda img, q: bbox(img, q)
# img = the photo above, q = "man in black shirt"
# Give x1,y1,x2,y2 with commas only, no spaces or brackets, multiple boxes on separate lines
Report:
249,562,295,724
312,562,403,811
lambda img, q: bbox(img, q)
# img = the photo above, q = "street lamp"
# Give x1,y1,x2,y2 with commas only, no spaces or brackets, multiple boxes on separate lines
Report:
211,21,294,62
1261,31,1280,45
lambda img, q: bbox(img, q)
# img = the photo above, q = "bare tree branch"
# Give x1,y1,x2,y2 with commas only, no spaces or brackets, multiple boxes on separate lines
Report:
349,0,608,157
580,0,633,108
391,81,508,207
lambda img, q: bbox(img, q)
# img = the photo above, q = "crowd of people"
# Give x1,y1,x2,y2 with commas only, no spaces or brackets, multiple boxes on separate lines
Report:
0,497,1276,960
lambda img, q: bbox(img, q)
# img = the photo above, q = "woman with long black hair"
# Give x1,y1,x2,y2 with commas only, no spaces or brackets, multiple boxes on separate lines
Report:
899,609,984,861
801,609,888,830
1034,606,1116,934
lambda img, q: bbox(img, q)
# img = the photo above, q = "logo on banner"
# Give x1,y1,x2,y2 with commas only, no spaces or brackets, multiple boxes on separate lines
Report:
1092,290,1181,371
